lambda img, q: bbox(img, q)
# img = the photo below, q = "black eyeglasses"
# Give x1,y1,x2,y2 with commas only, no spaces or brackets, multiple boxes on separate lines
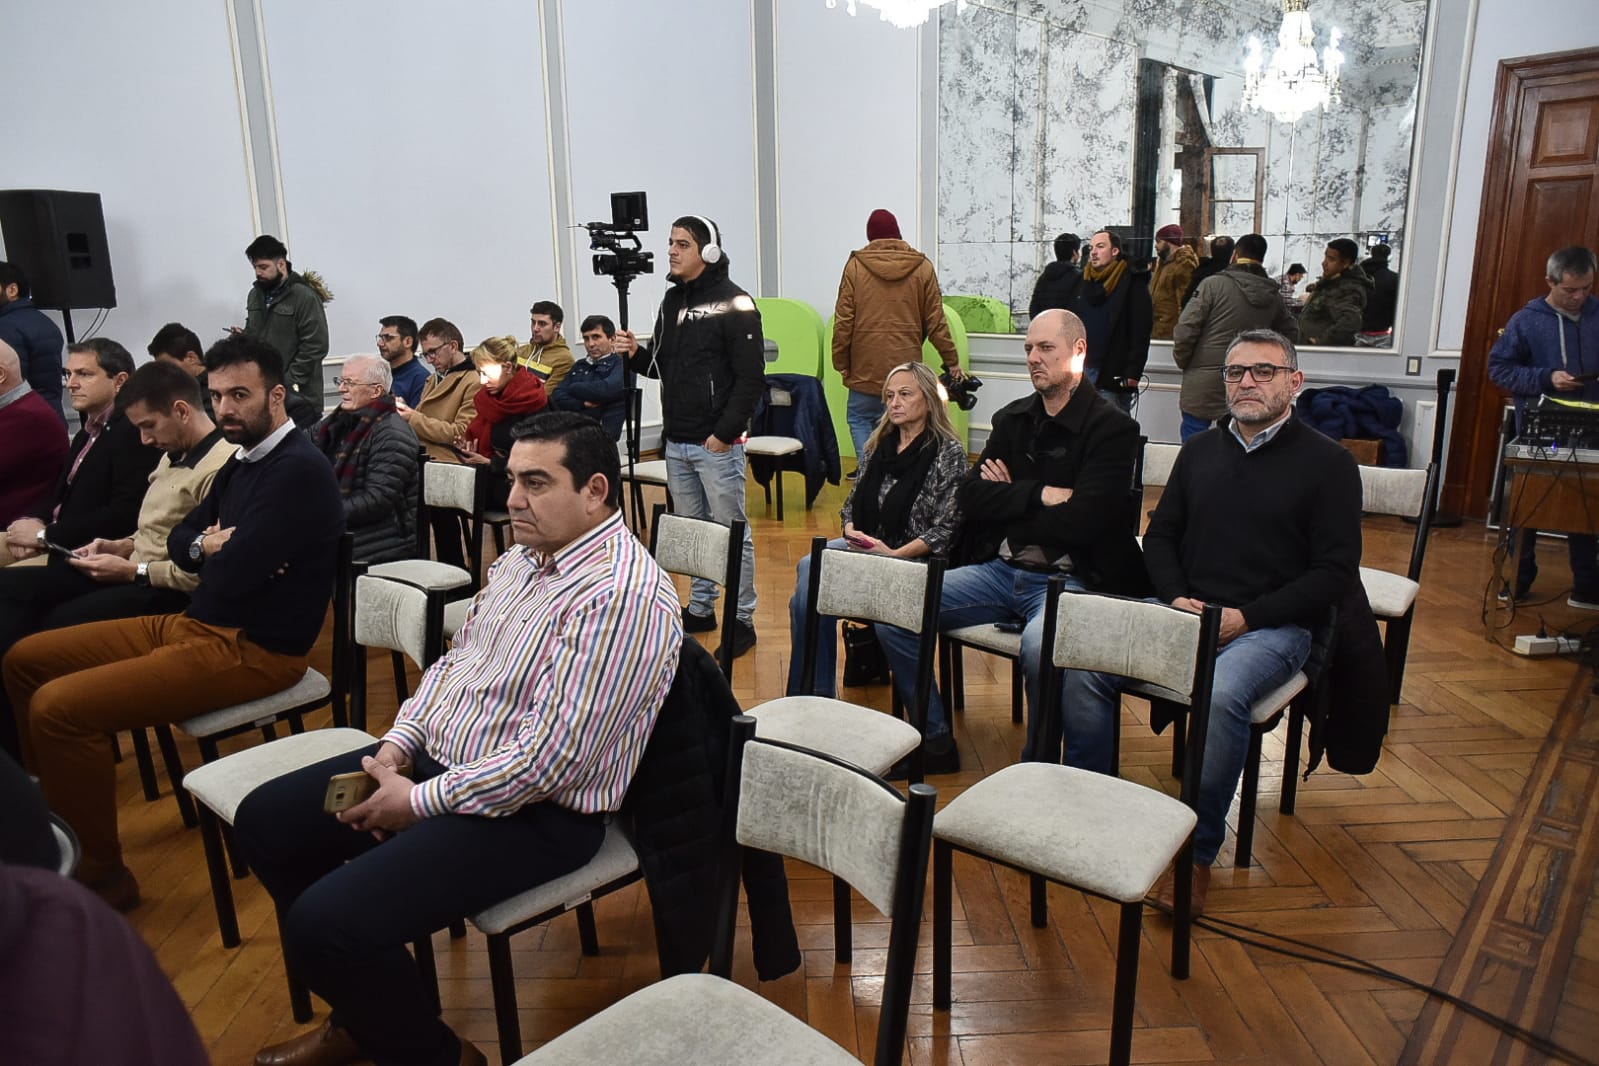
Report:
421,344,445,359
375,333,400,343
333,377,379,389
1220,363,1293,383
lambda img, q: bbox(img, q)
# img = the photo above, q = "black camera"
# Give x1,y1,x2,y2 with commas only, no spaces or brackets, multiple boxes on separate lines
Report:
585,191,654,280
941,370,983,412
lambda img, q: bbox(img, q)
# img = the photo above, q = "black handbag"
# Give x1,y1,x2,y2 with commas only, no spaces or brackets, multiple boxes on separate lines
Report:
841,621,891,686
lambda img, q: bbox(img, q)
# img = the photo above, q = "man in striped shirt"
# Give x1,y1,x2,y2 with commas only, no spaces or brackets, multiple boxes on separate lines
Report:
238,412,682,1066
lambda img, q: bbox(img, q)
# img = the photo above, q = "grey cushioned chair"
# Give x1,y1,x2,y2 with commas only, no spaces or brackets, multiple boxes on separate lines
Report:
512,715,936,1066
650,504,745,681
1357,462,1437,704
369,457,483,592
620,387,672,540
932,583,1220,1066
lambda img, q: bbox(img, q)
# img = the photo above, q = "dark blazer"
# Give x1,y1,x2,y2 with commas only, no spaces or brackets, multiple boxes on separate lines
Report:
42,411,162,549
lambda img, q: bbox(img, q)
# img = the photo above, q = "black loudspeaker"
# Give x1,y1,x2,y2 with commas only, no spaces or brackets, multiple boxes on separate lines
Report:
0,190,117,310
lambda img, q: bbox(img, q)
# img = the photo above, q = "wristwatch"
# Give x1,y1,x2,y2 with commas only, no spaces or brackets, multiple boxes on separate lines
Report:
35,529,47,549
134,561,150,586
189,533,207,562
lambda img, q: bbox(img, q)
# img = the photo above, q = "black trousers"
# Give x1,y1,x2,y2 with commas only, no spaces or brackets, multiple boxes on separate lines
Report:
0,562,188,758
427,512,467,570
233,747,606,1066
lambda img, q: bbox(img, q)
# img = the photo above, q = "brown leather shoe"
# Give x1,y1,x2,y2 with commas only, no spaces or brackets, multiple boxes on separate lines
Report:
1149,862,1212,917
458,1038,487,1066
254,1019,363,1066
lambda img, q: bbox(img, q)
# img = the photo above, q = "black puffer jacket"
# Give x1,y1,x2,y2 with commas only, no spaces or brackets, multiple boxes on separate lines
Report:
629,256,766,446
1029,261,1081,319
312,408,420,564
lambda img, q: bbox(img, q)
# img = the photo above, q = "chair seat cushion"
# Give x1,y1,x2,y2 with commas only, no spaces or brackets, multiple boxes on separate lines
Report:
367,559,473,592
744,435,803,456
1360,566,1419,618
1251,671,1308,725
471,820,641,935
748,697,921,776
512,972,855,1065
182,727,378,823
623,460,670,485
945,624,1022,658
178,669,332,740
934,763,1196,903
443,598,470,641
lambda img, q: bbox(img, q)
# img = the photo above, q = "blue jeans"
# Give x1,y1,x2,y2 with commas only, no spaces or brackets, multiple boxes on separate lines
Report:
1085,367,1133,414
877,558,1085,742
1515,531,1599,598
786,538,851,697
1060,617,1311,866
664,440,758,624
846,390,884,463
1179,411,1212,442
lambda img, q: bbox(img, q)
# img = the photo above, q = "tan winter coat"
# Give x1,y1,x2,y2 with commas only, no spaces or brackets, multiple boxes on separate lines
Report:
1150,244,1200,339
831,240,959,395
408,362,483,462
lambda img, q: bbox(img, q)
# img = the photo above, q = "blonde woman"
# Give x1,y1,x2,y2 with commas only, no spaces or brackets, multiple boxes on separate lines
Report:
786,361,968,707
456,336,547,506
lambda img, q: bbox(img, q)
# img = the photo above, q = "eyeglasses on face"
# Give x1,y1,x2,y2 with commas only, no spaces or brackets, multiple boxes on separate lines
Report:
1220,362,1293,383
374,333,401,343
333,377,380,389
421,344,446,359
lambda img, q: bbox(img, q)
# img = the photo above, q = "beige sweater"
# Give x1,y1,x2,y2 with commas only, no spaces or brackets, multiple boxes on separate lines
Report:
131,431,236,591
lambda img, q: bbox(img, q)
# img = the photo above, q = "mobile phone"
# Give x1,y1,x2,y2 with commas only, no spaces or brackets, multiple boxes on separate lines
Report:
323,763,411,814
43,539,79,558
845,532,875,549
993,619,1025,634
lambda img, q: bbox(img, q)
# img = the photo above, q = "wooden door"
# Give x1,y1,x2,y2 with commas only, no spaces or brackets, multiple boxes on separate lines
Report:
1444,49,1599,518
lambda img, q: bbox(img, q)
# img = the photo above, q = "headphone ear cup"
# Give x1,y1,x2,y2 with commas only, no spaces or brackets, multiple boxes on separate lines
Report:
701,241,721,264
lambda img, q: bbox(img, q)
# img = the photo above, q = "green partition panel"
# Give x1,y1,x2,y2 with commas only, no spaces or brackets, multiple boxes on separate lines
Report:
824,300,970,461
753,297,825,377
943,294,1016,334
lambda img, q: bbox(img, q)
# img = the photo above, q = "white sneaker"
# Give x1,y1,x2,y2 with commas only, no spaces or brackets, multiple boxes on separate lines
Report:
1568,595,1599,611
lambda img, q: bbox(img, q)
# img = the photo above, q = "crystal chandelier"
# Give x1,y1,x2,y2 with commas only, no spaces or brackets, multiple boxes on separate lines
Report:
824,0,966,31
1243,0,1344,123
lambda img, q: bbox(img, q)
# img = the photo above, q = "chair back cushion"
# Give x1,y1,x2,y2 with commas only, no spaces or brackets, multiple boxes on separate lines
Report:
423,460,478,513
354,574,430,667
1142,442,1181,489
1358,464,1427,519
815,549,929,633
1053,592,1199,697
654,513,731,586
736,742,905,915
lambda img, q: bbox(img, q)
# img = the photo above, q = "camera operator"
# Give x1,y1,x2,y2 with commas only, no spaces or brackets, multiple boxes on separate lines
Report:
615,215,764,659
831,209,963,474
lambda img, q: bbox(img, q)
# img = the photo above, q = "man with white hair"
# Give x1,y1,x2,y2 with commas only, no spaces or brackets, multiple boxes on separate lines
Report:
310,353,420,563
0,338,69,526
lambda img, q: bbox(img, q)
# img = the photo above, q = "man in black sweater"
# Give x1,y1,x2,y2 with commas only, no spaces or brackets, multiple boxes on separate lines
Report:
1062,328,1361,913
1,336,344,911
876,309,1147,775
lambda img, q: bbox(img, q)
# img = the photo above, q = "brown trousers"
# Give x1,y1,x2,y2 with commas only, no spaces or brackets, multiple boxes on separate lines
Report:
2,614,307,881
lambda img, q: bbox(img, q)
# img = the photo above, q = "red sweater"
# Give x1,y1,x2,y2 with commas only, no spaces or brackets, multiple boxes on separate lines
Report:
0,387,70,525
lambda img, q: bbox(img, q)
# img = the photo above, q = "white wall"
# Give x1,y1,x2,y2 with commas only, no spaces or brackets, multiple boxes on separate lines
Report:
1435,0,1599,351
0,2,253,361
774,3,923,316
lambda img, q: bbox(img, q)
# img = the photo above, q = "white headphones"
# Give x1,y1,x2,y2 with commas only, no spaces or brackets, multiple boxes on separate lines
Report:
687,214,722,264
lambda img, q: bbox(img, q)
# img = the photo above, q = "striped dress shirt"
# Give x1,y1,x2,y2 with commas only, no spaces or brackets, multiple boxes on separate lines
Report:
384,509,683,818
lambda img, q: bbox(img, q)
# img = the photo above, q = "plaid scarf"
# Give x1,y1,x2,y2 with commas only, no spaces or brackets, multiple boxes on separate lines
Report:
314,395,397,496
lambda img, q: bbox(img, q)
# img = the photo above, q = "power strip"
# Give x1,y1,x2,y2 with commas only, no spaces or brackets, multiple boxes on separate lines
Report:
1513,634,1585,657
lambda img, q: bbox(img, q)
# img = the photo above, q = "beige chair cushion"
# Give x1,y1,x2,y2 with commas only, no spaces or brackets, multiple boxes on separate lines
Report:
1358,464,1428,519
946,623,1022,659
1251,671,1308,725
934,763,1196,903
654,513,732,585
422,461,479,512
366,559,473,592
354,574,430,665
624,459,670,485
745,435,803,457
471,820,640,935
815,550,932,632
177,669,332,740
1361,566,1420,618
748,697,921,776
183,727,378,824
443,598,470,641
511,972,857,1065
1142,442,1181,489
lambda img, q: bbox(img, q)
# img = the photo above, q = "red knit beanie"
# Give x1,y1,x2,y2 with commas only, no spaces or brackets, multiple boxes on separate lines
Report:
866,209,901,242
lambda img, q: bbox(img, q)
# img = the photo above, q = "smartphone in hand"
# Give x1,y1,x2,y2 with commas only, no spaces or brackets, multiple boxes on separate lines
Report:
323,763,412,814
845,532,876,550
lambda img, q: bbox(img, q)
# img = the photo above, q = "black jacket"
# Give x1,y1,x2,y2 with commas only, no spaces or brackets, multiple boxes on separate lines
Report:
40,411,162,549
1069,268,1153,390
629,256,765,445
312,408,420,565
550,355,626,440
625,640,801,981
1028,261,1080,319
747,374,841,508
956,380,1148,596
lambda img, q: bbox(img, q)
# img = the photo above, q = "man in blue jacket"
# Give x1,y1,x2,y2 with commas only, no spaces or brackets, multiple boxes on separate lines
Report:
1488,245,1599,609
0,262,65,424
551,314,626,439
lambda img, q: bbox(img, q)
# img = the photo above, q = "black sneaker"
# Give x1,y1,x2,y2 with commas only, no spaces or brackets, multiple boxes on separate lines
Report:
888,736,960,780
717,619,758,659
682,608,717,633
846,468,861,481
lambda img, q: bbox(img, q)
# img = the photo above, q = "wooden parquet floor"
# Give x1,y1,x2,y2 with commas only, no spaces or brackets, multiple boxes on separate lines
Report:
113,477,1599,1065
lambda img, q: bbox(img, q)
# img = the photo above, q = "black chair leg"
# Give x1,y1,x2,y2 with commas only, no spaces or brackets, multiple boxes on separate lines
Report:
774,471,786,522
933,841,953,1010
1281,704,1305,816
1029,874,1048,928
153,724,197,829
1010,658,1023,724
198,807,239,948
448,918,466,940
1171,839,1194,980
487,932,524,1062
833,876,853,963
1170,712,1186,779
575,902,600,956
129,729,160,801
391,651,409,704
1109,902,1143,1066
413,932,441,1014
1236,728,1266,868
1384,613,1413,705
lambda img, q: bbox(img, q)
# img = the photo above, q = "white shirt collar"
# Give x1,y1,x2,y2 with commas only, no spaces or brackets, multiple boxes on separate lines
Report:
237,417,297,463
1228,409,1293,453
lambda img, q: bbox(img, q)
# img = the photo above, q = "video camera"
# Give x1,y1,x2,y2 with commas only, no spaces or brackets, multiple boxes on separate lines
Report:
941,370,983,412
584,191,654,280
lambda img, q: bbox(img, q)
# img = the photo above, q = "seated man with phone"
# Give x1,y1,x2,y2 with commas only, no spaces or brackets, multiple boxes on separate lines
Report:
234,412,683,1066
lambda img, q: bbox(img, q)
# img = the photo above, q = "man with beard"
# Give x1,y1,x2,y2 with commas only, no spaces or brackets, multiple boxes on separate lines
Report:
520,300,576,390
2,335,344,911
1067,228,1153,413
1150,224,1199,339
1299,238,1372,346
1056,328,1361,915
240,235,331,409
376,315,431,408
312,353,419,564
